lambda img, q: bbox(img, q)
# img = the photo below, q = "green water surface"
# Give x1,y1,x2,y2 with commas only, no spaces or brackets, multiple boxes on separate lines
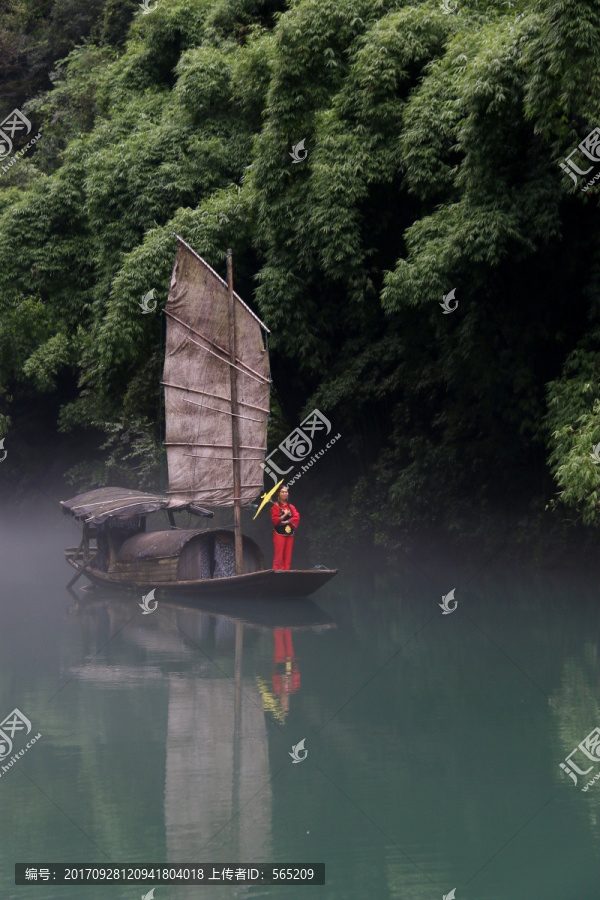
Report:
1,512,599,900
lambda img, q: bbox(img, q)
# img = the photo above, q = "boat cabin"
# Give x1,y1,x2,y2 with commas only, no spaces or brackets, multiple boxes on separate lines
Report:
62,487,264,586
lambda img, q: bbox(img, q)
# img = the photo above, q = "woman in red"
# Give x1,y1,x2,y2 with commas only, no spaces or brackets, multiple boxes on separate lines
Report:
271,486,300,570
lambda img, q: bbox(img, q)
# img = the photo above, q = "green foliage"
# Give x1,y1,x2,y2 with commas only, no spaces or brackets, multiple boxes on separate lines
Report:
0,0,107,113
175,45,234,113
64,417,162,493
545,343,600,524
523,0,600,147
0,294,62,437
2,0,600,543
26,44,114,170
0,297,53,384
22,332,71,391
92,0,140,49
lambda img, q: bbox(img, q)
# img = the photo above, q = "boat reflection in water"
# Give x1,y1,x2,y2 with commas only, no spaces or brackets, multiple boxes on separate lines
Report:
66,590,335,894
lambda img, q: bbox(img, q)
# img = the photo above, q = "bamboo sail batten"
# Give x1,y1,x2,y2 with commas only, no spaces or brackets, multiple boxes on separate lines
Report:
163,442,267,450
180,333,268,387
164,310,270,385
161,382,270,414
183,456,264,460
163,238,271,508
183,397,264,424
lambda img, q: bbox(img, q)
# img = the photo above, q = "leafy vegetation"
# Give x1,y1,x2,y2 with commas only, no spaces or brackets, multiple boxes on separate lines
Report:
1,0,600,549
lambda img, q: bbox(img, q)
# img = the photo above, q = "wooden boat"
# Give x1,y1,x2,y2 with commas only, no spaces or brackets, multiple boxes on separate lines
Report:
61,237,338,598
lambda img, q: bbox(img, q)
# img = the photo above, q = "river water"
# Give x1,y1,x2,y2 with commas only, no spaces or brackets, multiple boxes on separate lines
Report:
1,507,599,900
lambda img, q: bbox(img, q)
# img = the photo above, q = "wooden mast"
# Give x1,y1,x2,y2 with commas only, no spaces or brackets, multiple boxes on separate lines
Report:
227,248,244,576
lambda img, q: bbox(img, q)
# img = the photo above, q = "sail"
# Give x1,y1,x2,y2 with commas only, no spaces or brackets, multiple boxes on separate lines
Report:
163,237,270,507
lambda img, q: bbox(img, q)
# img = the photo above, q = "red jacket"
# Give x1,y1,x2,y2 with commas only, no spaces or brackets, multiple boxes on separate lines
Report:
271,501,300,532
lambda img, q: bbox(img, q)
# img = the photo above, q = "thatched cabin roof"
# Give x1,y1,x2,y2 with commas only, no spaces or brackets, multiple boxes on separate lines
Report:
61,487,213,525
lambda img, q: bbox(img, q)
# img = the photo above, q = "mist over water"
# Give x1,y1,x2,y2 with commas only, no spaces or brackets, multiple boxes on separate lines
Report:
1,505,600,899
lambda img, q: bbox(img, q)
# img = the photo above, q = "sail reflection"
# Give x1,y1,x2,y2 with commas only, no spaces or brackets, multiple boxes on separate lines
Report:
164,649,272,869
65,590,335,888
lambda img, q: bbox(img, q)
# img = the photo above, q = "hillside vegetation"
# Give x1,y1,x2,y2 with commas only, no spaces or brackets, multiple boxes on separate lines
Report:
1,0,600,550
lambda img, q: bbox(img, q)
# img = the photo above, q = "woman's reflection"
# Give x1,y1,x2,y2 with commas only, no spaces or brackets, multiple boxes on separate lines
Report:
256,627,301,724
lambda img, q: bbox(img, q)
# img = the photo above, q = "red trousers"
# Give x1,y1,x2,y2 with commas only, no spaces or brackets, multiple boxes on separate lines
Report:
273,532,294,570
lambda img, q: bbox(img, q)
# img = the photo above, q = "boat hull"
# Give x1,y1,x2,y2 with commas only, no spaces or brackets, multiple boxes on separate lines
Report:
65,556,337,599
